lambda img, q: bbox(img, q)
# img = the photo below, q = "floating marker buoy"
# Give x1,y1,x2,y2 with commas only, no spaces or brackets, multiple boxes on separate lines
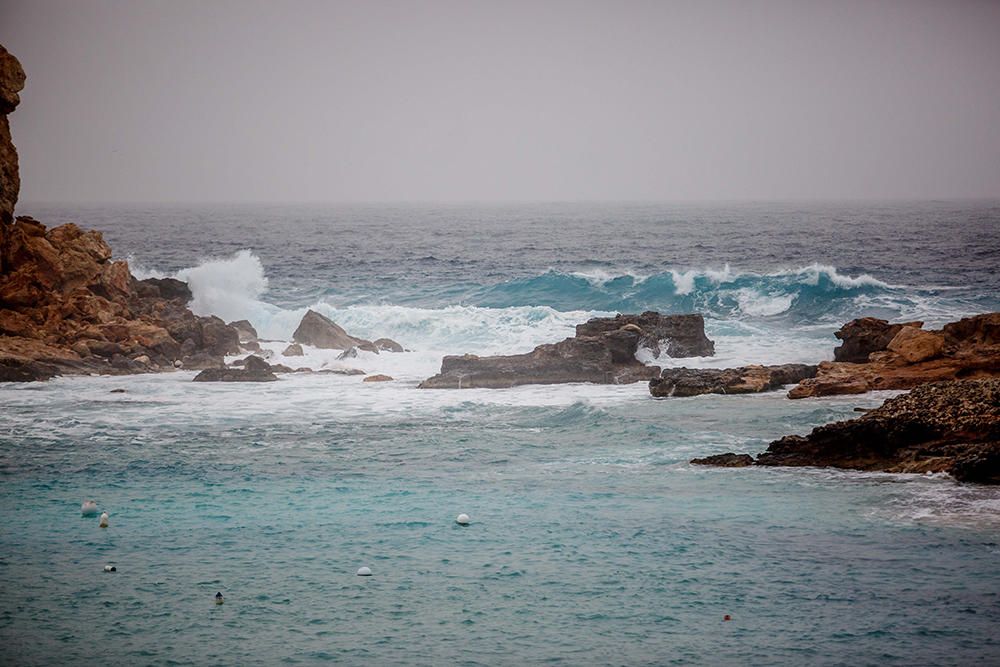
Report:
103,565,116,572
99,512,109,528
356,566,372,577
215,592,224,605
723,614,732,621
455,513,470,526
81,500,99,517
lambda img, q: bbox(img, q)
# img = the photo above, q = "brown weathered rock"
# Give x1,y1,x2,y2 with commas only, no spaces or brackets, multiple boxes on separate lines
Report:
363,374,393,382
886,326,945,363
228,319,258,343
292,309,378,351
832,317,921,363
282,343,304,356
757,379,1000,483
1,44,27,228
420,313,712,389
789,313,1000,398
650,364,817,398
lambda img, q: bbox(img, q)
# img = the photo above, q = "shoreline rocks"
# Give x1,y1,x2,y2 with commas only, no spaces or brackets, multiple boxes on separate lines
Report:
419,312,713,389
193,355,277,382
693,379,1000,484
787,313,1000,398
650,364,817,398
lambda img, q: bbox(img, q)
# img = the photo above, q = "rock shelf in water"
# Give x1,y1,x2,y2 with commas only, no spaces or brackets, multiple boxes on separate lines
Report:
419,312,714,389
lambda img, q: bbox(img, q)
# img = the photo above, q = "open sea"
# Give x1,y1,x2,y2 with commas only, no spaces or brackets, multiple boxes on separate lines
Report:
2,201,1000,665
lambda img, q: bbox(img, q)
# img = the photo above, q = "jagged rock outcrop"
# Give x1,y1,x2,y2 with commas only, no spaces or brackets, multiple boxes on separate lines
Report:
788,313,1000,398
574,312,714,358
1,44,26,228
650,364,816,398
832,317,920,363
0,45,241,382
193,355,277,382
0,218,241,380
756,379,1000,483
292,309,379,352
419,312,713,389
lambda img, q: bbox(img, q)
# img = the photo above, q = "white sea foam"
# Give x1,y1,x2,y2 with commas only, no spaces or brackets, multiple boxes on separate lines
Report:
567,268,649,286
175,250,271,325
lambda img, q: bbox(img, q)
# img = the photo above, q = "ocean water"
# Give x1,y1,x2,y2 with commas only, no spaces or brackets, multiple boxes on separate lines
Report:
2,201,1000,665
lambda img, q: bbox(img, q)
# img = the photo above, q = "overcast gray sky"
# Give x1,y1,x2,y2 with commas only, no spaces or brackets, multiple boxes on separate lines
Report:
1,0,998,203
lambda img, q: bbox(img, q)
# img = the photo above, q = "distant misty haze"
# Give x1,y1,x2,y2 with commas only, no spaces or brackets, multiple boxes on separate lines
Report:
1,0,999,203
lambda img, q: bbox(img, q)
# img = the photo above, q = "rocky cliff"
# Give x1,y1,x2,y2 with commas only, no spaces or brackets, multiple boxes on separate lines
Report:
0,44,241,381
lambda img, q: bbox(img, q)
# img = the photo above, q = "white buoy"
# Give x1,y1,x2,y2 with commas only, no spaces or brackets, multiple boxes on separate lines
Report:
81,500,99,517
103,565,116,572
99,512,109,528
215,592,224,605
455,513,470,526
356,566,372,577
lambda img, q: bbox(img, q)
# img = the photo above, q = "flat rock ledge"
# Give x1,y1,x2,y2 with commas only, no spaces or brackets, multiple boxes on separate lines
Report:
650,364,817,398
419,312,714,389
692,378,1000,484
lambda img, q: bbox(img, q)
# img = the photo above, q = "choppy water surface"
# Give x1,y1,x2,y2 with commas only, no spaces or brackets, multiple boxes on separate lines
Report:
3,202,1000,665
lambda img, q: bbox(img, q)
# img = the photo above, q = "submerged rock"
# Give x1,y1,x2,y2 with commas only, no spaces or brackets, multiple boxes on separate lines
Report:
788,313,1000,398
193,355,277,382
419,312,713,389
756,379,1000,483
650,364,817,397
363,374,393,382
373,338,404,353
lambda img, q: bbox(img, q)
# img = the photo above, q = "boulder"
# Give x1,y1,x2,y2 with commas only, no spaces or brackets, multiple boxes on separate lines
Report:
756,379,1000,483
363,374,393,382
420,312,712,389
886,326,945,363
134,277,192,303
650,364,817,398
832,317,920,363
374,337,404,353
282,343,304,356
690,453,754,467
292,309,377,351
228,319,258,343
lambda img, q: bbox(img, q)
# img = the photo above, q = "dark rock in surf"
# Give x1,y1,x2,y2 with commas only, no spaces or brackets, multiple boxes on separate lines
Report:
193,355,277,382
228,319,258,343
419,312,713,389
649,364,817,398
690,453,754,467
292,309,378,352
833,317,920,363
282,343,304,356
374,338,404,353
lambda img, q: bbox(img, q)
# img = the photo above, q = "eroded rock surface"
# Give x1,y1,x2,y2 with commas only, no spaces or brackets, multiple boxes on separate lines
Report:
650,364,817,398
757,379,1000,483
420,312,713,389
788,314,1000,398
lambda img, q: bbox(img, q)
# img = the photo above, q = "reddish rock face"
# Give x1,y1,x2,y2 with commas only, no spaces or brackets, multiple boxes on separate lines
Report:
789,313,1000,398
1,44,27,227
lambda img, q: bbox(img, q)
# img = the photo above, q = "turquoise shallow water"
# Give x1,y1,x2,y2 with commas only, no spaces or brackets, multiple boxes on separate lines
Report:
2,374,999,665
